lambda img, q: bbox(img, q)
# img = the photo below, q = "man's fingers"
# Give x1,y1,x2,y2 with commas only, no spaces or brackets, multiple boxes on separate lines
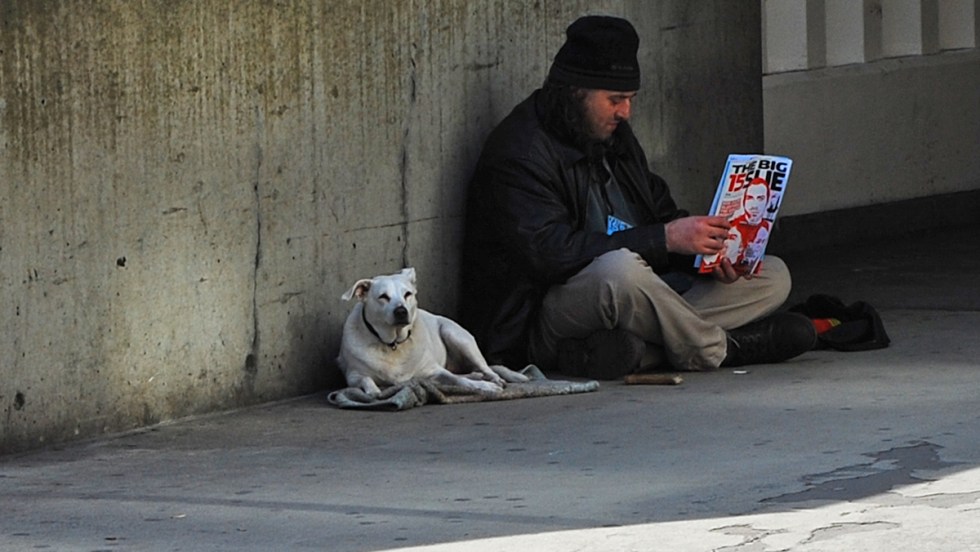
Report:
666,216,733,255
703,238,724,254
713,258,740,283
705,215,732,229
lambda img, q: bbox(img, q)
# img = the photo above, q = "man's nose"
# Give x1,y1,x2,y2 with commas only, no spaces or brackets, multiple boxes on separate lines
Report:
616,99,632,121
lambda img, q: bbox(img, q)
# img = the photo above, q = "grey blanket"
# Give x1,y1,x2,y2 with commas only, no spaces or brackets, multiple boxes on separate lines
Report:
327,365,599,411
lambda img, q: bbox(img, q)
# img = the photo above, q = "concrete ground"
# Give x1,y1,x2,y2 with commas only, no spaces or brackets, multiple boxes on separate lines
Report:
2,224,978,552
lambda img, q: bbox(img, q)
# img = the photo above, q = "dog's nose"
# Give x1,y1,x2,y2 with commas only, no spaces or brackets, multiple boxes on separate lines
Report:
393,305,409,324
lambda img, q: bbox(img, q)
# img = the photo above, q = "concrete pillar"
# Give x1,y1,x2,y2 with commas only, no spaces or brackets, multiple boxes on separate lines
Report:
629,0,764,212
763,0,826,73
882,0,941,56
826,0,884,65
0,0,764,453
938,0,979,49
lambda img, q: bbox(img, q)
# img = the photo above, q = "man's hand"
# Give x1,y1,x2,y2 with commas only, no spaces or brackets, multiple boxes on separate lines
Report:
712,258,743,284
665,215,731,256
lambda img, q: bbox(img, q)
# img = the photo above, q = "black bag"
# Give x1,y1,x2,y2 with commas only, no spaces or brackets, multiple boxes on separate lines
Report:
789,294,890,351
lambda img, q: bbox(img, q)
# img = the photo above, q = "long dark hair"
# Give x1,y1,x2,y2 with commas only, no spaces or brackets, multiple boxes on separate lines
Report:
538,79,614,159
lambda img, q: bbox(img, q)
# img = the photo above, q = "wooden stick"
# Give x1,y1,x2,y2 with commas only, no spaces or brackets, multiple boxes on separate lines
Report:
623,373,684,386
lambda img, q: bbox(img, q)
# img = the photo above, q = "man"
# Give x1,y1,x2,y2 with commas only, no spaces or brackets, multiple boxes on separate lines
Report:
460,15,815,379
729,177,772,272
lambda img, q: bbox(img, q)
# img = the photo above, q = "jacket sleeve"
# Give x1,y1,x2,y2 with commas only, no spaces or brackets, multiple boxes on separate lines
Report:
484,151,687,286
627,158,697,274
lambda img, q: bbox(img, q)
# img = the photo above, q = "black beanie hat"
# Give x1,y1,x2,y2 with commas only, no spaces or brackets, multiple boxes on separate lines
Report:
548,15,641,91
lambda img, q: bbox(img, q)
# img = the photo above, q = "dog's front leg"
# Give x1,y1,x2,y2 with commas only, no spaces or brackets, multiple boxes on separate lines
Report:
438,321,528,385
457,368,526,383
488,365,530,383
433,368,502,394
348,373,383,397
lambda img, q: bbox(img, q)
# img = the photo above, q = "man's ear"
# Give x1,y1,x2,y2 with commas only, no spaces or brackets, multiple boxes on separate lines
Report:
341,279,373,302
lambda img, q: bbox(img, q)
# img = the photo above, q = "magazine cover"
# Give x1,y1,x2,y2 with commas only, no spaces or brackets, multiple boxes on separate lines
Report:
695,154,793,276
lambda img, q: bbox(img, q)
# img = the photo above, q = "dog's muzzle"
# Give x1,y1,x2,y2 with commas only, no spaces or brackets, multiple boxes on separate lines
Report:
393,305,410,325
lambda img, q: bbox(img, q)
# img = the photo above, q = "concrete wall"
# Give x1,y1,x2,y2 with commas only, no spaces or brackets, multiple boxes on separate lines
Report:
765,49,980,217
0,1,762,453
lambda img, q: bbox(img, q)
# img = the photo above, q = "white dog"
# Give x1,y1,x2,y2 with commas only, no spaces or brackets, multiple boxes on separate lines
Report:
337,268,529,397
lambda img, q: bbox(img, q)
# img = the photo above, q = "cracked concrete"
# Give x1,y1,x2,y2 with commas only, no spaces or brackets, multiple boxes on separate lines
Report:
1,225,978,550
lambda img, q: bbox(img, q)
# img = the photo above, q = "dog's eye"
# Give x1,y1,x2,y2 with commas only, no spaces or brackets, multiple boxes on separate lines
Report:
404,291,413,299
378,293,390,303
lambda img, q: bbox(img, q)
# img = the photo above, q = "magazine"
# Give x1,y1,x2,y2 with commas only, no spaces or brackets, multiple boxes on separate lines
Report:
695,154,793,276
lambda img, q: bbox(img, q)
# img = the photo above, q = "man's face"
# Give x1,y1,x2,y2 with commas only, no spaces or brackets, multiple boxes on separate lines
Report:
743,182,769,224
581,89,637,141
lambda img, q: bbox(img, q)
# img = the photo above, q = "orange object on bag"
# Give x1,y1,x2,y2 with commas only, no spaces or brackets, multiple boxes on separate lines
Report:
812,318,841,334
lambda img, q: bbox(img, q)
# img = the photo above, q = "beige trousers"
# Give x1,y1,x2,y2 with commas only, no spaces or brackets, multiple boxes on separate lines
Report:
529,248,792,371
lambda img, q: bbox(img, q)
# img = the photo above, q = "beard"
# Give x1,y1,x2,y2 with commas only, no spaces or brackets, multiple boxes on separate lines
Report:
540,81,618,159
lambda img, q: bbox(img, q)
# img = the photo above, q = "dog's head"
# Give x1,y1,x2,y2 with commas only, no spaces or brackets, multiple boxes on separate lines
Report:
341,267,418,329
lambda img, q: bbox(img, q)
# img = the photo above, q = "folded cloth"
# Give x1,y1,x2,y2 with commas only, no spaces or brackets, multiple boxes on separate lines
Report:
327,365,599,411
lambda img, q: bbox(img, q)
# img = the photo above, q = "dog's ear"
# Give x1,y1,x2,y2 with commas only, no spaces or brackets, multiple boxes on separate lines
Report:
400,267,416,284
341,279,373,302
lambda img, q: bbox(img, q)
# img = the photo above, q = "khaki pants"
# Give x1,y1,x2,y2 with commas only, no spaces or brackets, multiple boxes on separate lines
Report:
529,248,791,371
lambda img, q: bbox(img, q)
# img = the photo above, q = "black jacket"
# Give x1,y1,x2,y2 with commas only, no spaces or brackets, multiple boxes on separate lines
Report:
460,90,693,367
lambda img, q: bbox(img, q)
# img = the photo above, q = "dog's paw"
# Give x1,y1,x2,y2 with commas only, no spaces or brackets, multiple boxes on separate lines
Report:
467,378,504,394
472,368,510,387
489,365,530,383
355,379,383,398
460,370,503,384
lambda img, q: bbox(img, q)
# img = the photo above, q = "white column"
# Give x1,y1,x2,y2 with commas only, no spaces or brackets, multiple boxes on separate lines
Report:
825,0,884,65
938,0,979,49
763,0,826,73
882,0,941,57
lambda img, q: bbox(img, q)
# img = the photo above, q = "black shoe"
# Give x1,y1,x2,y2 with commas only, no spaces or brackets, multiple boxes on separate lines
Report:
722,312,817,367
558,329,645,380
